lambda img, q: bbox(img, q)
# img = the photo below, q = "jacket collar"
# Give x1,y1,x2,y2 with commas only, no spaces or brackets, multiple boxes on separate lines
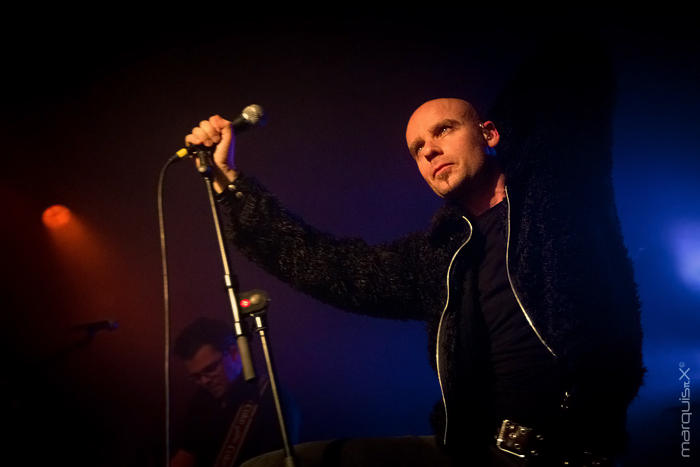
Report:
427,201,470,246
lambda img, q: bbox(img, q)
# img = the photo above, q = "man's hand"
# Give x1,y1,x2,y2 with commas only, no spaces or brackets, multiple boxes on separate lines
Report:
185,115,238,193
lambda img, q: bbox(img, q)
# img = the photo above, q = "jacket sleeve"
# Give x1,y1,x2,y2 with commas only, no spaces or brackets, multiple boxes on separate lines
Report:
216,174,431,321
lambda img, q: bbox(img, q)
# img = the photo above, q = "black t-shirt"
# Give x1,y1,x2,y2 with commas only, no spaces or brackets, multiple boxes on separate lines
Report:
469,201,564,430
180,377,288,466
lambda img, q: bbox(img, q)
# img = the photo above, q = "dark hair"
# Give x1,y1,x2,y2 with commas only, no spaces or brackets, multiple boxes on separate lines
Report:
174,317,236,360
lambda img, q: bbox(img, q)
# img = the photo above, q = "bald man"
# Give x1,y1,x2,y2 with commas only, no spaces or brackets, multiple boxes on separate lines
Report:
185,43,643,467
405,98,503,213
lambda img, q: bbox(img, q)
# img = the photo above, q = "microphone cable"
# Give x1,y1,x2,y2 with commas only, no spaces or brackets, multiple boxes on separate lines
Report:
157,148,188,467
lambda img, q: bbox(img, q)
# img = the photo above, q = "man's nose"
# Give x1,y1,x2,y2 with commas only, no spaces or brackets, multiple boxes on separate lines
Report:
422,141,441,162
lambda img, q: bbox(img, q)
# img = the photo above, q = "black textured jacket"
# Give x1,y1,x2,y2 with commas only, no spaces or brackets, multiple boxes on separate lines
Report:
217,40,645,458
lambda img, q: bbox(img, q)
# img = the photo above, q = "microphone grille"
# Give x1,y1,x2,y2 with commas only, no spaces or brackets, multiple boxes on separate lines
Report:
241,104,265,125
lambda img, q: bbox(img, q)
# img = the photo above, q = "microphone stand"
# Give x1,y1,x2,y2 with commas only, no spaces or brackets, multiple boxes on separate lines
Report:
192,146,256,382
193,148,296,466
240,289,297,467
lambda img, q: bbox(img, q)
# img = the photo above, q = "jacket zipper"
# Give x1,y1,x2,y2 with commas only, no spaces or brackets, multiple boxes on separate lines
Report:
504,187,558,358
435,215,473,445
436,189,559,446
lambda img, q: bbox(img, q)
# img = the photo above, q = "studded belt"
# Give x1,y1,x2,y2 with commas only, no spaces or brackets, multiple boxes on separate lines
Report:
495,419,616,466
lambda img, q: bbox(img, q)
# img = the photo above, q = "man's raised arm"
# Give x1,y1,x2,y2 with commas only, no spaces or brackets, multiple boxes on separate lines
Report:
184,117,439,322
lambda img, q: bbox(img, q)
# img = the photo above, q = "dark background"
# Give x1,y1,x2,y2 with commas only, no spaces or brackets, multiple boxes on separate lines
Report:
2,13,699,466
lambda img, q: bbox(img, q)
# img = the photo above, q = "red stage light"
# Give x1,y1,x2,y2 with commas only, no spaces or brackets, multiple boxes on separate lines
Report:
240,299,251,308
42,205,72,228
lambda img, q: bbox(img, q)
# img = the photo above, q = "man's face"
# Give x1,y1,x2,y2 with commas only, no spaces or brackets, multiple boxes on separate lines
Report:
184,344,241,399
406,98,493,199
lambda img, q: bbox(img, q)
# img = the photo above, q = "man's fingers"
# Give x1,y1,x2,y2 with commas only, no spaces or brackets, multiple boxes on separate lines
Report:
184,134,198,146
191,127,216,146
190,127,210,146
185,115,232,148
210,114,231,132
199,120,222,144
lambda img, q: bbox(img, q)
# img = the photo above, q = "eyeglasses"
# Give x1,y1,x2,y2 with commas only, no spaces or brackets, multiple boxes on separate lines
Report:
187,356,224,383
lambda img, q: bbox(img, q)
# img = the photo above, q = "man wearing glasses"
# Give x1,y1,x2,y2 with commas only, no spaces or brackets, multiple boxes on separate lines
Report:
171,317,298,467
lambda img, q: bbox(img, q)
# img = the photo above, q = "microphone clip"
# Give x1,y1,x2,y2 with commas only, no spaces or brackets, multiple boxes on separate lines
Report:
187,144,215,177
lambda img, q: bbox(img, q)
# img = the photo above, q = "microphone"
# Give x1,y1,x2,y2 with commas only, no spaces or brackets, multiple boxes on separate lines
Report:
230,104,266,133
176,104,266,160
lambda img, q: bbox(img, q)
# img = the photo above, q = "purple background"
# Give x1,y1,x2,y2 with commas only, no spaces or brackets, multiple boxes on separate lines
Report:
2,15,699,466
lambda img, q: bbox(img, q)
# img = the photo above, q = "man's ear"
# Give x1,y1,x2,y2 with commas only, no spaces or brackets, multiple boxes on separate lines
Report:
480,120,500,148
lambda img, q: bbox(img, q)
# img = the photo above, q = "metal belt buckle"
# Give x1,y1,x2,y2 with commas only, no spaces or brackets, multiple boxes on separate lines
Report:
496,419,545,459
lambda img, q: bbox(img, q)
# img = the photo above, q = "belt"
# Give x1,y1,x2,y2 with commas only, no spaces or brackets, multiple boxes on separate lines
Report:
495,419,616,466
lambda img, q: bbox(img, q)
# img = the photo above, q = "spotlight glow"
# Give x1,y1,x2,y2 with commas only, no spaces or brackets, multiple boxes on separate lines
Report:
42,205,72,228
670,221,700,293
